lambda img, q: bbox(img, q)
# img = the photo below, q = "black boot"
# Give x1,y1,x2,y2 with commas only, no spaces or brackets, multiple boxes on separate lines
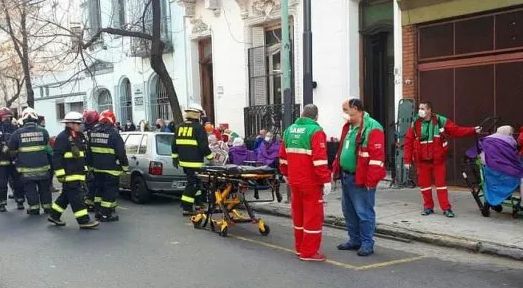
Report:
48,216,66,226
0,205,6,212
16,202,24,210
99,208,119,222
79,220,100,229
27,209,40,216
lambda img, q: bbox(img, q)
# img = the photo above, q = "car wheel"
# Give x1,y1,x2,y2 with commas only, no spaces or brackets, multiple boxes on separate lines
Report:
131,175,151,204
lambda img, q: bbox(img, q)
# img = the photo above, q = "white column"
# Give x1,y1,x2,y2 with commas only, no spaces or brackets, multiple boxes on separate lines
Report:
348,0,360,99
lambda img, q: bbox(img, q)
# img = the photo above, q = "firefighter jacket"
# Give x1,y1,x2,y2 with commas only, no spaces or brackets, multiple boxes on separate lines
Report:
279,117,331,186
172,119,213,168
87,123,128,176
53,128,88,182
7,122,51,180
0,121,16,166
404,114,476,165
332,113,386,188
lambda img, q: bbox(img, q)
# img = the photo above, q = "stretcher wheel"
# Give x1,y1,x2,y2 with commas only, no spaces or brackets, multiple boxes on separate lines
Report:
492,205,503,213
259,223,270,236
191,214,206,229
513,207,520,219
481,202,491,217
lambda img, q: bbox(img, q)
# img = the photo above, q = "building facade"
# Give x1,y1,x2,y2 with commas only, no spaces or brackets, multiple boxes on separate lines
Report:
34,0,191,136
399,0,523,182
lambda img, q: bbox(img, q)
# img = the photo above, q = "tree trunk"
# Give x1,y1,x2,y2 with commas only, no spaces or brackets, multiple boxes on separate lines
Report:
149,0,183,125
20,3,34,108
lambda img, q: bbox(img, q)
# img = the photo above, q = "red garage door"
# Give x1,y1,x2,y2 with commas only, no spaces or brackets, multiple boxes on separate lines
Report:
417,8,523,184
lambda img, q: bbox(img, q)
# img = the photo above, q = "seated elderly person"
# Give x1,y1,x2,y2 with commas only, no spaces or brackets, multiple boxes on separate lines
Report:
208,134,229,165
479,125,523,208
257,131,280,168
229,138,256,165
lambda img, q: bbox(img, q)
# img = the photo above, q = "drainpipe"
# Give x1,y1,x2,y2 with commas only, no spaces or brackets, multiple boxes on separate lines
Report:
281,0,293,130
302,0,313,105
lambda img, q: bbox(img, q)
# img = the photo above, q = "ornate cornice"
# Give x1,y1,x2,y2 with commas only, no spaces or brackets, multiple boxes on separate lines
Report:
177,0,197,17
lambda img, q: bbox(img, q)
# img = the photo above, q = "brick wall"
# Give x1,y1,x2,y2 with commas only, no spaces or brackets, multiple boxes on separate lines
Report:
402,25,417,99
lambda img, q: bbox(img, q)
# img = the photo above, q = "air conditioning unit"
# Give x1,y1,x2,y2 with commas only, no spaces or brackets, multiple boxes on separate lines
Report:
205,0,221,10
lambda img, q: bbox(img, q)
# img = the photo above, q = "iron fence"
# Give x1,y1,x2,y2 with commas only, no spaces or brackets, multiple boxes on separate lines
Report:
244,104,300,139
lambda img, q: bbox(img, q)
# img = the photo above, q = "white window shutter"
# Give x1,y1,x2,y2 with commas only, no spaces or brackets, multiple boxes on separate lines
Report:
250,26,267,106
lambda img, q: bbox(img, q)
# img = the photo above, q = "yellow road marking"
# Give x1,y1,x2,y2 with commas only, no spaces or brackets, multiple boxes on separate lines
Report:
230,234,424,271
354,256,426,271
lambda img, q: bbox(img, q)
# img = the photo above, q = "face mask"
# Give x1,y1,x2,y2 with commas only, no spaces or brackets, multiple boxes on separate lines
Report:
342,113,350,122
264,136,272,142
418,109,427,118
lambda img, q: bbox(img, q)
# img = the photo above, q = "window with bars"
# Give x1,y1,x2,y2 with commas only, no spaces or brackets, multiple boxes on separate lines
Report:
97,89,113,112
112,0,126,28
149,76,172,122
248,25,292,106
119,79,133,122
88,0,101,36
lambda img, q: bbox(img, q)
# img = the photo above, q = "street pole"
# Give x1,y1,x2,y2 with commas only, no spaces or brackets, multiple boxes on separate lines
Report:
281,0,293,130
302,0,313,105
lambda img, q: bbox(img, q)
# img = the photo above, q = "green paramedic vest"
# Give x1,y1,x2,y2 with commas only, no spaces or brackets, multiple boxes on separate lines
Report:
283,117,322,153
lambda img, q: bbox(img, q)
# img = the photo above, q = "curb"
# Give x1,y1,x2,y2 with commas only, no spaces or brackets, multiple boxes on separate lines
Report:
252,203,523,261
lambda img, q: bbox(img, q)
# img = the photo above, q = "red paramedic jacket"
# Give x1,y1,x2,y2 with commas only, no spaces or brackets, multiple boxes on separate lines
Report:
332,113,386,188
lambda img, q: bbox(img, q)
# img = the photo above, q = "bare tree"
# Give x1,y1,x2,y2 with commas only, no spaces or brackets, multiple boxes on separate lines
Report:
0,40,25,107
80,0,183,124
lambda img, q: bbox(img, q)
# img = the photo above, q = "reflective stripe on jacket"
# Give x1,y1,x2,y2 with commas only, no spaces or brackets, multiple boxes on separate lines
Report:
172,119,212,168
53,128,88,182
87,123,129,176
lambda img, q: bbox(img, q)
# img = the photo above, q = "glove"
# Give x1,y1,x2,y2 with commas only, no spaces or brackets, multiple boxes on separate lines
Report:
57,176,65,183
282,176,288,183
404,163,411,169
172,158,179,168
475,126,482,134
323,182,332,197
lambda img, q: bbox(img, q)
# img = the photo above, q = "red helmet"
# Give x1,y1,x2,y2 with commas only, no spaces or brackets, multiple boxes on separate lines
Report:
83,109,99,125
99,110,116,124
0,107,13,119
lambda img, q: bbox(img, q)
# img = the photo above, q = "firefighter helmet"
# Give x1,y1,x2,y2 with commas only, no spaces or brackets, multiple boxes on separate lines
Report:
60,111,83,124
0,107,12,119
184,103,204,113
21,107,38,122
99,110,116,124
83,109,99,125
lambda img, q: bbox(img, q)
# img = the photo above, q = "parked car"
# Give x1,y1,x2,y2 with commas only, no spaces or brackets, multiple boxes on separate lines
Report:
119,131,186,203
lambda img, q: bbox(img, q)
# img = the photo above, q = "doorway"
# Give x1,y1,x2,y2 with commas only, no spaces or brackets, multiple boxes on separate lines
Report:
361,0,394,169
199,38,215,124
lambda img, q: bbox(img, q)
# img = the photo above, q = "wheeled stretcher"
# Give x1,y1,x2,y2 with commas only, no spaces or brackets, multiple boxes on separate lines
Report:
191,165,282,237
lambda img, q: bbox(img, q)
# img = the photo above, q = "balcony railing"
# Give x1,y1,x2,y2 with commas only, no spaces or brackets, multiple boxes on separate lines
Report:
244,104,301,139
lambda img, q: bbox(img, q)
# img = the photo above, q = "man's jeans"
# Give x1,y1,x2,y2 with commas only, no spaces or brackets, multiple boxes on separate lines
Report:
341,172,376,250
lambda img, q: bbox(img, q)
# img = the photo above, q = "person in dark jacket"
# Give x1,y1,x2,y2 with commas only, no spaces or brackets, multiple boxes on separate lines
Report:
82,109,100,211
123,120,136,132
8,108,52,215
172,103,213,215
48,112,99,229
0,107,16,212
87,110,128,222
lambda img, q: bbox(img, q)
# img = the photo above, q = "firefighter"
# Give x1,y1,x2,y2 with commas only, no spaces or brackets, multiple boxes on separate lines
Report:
0,107,16,212
87,110,128,222
82,109,100,212
7,108,52,215
172,103,213,216
404,101,481,217
48,112,99,229
279,104,332,261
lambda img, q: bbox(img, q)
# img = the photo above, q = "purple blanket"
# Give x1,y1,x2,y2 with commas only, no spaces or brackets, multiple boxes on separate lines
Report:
479,136,523,178
257,141,280,166
229,146,256,165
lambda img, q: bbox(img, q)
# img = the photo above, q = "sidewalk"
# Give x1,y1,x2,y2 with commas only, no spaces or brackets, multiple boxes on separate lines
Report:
252,182,523,261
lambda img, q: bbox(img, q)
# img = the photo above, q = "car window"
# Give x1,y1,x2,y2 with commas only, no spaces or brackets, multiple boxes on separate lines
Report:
120,133,129,143
138,135,148,154
156,134,174,156
125,134,143,155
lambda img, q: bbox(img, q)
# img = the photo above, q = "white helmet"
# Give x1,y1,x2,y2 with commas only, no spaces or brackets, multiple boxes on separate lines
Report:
21,107,38,122
184,103,204,113
61,111,83,124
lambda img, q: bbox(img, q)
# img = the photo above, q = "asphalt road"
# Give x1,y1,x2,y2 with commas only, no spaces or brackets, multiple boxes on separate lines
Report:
0,195,522,288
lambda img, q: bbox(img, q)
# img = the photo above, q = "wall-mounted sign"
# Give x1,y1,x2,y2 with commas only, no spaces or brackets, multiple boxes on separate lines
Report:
134,96,144,106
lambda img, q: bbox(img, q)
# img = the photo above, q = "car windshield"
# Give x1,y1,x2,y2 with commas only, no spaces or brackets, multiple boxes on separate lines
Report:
156,134,174,156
